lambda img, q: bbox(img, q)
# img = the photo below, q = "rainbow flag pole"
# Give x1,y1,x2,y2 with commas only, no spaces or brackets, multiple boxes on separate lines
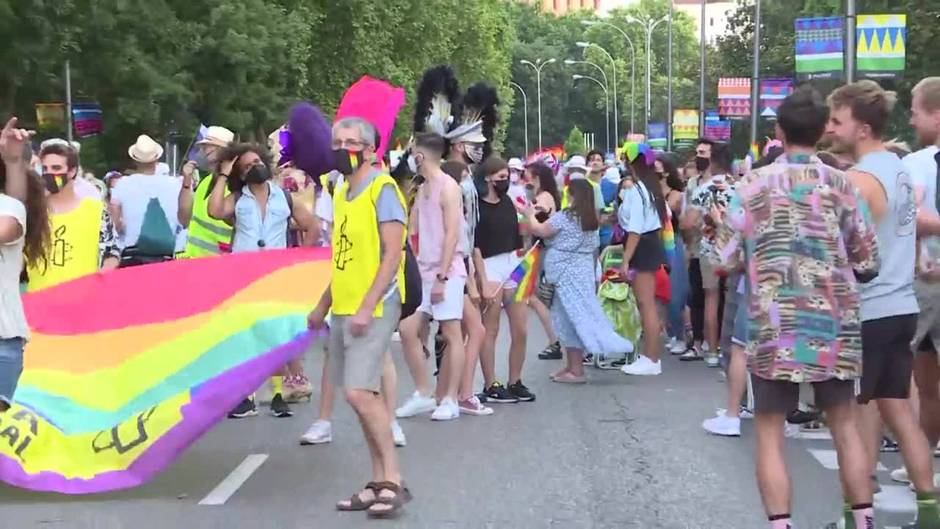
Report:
481,242,543,315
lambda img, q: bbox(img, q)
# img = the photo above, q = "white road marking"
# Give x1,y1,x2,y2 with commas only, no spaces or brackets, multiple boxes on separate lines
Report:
791,429,833,441
198,454,269,506
808,448,886,471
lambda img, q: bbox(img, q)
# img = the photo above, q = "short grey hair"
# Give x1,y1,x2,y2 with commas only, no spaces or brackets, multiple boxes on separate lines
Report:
332,117,377,149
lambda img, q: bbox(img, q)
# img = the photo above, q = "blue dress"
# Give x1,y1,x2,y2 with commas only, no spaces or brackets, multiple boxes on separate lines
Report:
544,211,634,356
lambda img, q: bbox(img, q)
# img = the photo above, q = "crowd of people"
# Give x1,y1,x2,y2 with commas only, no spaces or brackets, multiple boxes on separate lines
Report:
2,66,940,526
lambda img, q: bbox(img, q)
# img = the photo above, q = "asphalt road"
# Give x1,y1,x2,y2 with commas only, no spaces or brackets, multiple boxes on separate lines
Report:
0,316,924,528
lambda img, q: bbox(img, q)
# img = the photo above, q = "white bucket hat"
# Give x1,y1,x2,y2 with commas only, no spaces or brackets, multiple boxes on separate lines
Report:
128,134,164,164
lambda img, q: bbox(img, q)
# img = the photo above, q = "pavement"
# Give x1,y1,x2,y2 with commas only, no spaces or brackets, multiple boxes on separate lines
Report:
0,316,925,528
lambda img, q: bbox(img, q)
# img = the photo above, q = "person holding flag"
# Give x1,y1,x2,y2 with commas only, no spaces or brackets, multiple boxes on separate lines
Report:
178,125,235,258
522,179,634,383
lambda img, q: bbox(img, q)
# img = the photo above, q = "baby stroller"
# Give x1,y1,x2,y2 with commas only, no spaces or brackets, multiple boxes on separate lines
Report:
596,246,642,368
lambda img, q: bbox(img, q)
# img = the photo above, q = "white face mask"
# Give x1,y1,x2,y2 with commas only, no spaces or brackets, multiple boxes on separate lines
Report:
464,143,484,164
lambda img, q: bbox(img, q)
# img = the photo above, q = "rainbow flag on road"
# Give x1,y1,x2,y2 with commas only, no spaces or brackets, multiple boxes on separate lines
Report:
509,243,542,304
0,248,331,494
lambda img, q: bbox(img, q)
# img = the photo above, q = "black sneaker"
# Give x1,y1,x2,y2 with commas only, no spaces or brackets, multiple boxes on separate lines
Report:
270,393,293,418
508,380,535,402
483,382,519,403
679,346,704,362
786,408,821,425
880,436,900,453
538,342,562,360
582,353,595,365
228,397,258,419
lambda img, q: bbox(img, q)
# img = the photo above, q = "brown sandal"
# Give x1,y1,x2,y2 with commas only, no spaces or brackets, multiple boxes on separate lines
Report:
366,481,412,519
336,482,381,511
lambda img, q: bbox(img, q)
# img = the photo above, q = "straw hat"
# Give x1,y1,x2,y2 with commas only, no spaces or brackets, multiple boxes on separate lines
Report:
128,135,164,164
196,126,235,148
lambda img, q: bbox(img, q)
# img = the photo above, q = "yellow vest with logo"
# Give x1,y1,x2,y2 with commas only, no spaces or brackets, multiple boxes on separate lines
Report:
181,174,234,258
330,173,406,317
27,198,102,292
561,178,600,209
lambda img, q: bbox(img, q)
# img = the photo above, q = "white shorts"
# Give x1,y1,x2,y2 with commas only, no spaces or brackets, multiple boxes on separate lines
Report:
418,276,466,321
483,252,519,289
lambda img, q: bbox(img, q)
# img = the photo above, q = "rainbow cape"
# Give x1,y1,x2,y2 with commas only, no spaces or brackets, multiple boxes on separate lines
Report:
509,243,543,304
0,248,330,494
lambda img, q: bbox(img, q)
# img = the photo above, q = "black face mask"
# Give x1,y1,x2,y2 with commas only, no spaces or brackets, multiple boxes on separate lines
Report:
42,173,68,194
333,148,364,175
493,180,510,195
695,156,710,172
244,164,271,185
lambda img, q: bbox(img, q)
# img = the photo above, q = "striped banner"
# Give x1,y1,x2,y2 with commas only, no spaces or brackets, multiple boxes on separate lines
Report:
704,111,731,142
672,109,699,148
857,14,906,80
795,16,844,81
718,78,751,118
72,102,103,138
759,78,794,119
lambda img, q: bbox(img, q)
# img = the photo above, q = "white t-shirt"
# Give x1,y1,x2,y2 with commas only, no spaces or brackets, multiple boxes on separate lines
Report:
904,145,939,216
110,173,183,249
0,194,28,339
617,180,662,235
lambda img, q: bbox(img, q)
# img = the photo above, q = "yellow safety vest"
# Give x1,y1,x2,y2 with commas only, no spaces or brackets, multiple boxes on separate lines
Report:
330,173,406,317
27,198,102,292
561,178,602,209
181,174,233,258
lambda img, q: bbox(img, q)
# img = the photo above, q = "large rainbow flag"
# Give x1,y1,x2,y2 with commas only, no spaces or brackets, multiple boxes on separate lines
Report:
0,248,330,494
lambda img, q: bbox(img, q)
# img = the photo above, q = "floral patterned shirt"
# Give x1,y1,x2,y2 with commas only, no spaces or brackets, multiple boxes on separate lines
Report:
710,154,880,383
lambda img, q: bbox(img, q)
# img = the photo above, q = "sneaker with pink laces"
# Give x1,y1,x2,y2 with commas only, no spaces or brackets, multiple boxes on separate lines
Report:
458,396,494,416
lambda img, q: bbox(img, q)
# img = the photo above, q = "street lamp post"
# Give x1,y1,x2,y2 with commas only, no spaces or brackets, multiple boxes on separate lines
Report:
509,81,529,155
573,74,610,153
626,14,670,136
576,42,618,146
520,58,557,151
581,20,637,137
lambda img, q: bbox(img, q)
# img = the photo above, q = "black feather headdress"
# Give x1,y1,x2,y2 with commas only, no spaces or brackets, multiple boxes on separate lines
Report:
448,82,499,158
413,65,461,138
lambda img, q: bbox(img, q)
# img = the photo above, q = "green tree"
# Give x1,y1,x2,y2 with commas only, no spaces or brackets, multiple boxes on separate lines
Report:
564,125,586,156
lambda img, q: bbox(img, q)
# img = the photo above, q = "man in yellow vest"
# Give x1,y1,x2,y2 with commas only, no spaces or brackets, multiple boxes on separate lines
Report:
28,143,120,291
178,126,234,258
307,117,410,517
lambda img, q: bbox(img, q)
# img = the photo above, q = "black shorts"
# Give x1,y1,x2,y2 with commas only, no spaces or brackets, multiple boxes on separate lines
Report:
630,230,665,272
752,376,856,414
857,313,918,404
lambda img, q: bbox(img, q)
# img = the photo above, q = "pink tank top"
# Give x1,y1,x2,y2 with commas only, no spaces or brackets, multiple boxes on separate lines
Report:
414,175,467,282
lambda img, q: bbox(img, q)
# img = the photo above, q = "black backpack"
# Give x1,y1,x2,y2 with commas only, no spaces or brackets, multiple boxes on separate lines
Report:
399,241,422,321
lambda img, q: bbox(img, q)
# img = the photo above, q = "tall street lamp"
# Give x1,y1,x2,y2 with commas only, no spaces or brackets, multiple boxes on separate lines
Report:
572,74,610,153
576,41,618,146
626,14,670,135
581,20,636,137
509,81,529,155
520,58,557,150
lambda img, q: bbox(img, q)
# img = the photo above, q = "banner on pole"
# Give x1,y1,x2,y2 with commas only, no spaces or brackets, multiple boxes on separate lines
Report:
672,110,699,148
647,122,667,150
704,111,731,142
718,78,751,118
35,103,67,130
857,14,906,80
72,103,103,138
795,16,844,80
759,78,795,119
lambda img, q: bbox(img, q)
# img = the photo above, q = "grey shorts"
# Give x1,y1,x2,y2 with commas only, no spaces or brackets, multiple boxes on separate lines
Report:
914,280,940,358
329,293,401,393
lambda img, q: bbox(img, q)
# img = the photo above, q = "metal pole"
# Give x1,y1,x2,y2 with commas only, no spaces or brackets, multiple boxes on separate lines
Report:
846,0,857,82
536,69,543,150
510,82,529,154
65,60,73,142
612,61,618,148
574,75,610,153
645,23,652,135
667,2,674,150
750,0,761,146
699,0,707,137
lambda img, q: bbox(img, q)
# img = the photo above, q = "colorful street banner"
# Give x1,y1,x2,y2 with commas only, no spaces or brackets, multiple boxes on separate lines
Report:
718,78,751,118
795,17,845,80
35,103,67,130
704,111,731,142
72,102,103,138
857,14,906,80
0,248,330,494
759,78,794,119
673,109,699,148
647,122,667,150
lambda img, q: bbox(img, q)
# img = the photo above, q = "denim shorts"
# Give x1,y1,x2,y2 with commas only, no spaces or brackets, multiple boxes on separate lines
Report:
731,293,749,347
0,337,25,406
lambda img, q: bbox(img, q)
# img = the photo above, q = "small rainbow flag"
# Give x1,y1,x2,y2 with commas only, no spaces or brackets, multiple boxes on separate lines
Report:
661,209,676,266
749,142,760,161
509,243,543,304
0,248,330,494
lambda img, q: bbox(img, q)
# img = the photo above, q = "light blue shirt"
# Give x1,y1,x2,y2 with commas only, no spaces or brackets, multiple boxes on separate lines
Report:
232,180,291,253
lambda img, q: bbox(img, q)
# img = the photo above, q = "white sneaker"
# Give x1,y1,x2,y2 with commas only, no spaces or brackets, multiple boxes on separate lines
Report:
430,397,460,421
703,413,741,437
391,420,407,447
669,338,687,355
621,355,662,376
716,407,754,420
890,466,910,484
704,354,721,368
395,391,437,418
299,420,332,445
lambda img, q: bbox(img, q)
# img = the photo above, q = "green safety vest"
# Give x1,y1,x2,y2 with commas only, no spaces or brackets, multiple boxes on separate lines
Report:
180,174,234,258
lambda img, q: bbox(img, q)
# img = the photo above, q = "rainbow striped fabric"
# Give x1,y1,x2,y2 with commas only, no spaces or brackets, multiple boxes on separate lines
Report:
661,210,676,266
509,244,542,304
0,248,330,494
